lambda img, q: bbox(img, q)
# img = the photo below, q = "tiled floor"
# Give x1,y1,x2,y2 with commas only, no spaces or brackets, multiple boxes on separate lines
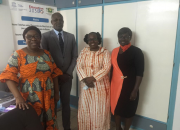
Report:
56,107,138,130
57,107,79,130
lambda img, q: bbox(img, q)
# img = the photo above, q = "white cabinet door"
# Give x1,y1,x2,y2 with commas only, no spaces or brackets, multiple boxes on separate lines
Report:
135,0,178,122
103,3,137,53
0,0,14,70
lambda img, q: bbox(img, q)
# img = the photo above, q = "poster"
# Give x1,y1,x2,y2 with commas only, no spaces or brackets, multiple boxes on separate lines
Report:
9,0,57,50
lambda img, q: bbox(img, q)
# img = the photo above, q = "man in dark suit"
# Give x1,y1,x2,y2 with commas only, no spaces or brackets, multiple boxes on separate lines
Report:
41,12,77,130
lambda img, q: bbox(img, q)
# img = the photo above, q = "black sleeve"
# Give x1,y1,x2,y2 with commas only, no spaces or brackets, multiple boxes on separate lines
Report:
110,66,113,82
134,48,144,77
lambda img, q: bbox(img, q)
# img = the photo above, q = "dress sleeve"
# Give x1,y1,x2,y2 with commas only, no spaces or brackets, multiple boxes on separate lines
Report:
76,49,87,81
0,51,20,83
50,55,63,78
134,48,144,77
93,50,111,81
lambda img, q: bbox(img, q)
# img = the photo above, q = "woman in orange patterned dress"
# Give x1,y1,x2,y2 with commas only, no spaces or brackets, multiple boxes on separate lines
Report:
77,32,111,130
0,26,63,130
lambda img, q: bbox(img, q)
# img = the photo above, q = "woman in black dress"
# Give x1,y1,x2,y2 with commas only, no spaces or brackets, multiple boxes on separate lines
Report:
110,27,144,130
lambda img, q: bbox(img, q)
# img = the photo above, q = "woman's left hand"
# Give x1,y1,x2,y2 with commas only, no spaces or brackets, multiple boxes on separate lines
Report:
84,77,96,84
130,91,137,101
54,92,60,103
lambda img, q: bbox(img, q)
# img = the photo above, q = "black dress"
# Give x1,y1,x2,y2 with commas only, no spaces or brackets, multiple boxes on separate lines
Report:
114,45,144,118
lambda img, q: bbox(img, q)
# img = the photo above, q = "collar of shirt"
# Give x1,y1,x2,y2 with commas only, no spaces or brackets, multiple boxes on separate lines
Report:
53,29,64,42
86,47,105,55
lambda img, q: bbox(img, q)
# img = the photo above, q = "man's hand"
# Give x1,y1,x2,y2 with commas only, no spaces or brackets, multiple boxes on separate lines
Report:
59,74,71,83
54,92,60,103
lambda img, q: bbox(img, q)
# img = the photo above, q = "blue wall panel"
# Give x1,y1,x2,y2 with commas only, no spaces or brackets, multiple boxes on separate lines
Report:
78,0,102,6
55,0,76,8
26,0,35,2
104,0,123,3
35,0,54,6
0,0,2,4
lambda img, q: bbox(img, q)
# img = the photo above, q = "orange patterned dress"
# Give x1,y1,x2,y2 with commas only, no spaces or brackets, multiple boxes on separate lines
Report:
0,49,63,130
77,47,111,130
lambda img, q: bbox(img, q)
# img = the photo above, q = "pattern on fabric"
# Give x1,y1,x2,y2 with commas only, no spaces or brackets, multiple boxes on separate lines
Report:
77,47,111,130
8,51,19,68
0,49,63,130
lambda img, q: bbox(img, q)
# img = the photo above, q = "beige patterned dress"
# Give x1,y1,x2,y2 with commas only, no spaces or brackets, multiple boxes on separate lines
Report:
77,47,111,130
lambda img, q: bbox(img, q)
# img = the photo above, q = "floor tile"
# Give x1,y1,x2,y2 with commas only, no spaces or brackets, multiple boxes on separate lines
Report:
71,107,78,112
111,121,116,127
110,126,116,130
71,117,78,129
71,110,77,118
57,111,62,117
56,107,144,130
72,127,78,130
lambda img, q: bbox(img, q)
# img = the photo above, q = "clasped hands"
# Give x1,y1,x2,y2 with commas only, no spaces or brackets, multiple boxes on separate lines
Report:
83,76,96,88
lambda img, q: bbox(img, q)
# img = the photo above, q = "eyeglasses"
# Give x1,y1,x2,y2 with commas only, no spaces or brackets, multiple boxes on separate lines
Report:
87,38,98,42
25,35,40,40
119,35,130,40
52,18,64,23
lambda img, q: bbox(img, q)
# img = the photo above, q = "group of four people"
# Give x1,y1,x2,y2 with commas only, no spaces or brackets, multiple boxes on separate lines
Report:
0,12,144,130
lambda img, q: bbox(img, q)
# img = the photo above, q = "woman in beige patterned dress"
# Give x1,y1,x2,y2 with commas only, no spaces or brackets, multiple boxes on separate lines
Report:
77,32,111,130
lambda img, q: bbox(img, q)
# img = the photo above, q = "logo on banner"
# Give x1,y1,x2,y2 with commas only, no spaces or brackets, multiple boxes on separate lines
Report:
18,4,23,7
18,4,27,11
29,5,44,14
46,8,54,14
12,2,16,7
11,2,17,11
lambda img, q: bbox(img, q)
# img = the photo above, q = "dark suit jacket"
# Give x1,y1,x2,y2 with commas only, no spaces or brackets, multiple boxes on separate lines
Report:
41,30,78,76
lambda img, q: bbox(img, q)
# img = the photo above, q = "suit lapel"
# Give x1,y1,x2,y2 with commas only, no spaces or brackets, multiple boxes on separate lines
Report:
63,31,68,56
50,30,63,55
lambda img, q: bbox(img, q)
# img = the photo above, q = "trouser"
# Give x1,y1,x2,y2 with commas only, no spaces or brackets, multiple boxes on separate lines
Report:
0,105,43,130
59,78,72,130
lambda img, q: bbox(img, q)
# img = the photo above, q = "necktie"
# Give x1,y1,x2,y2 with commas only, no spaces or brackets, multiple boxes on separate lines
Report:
58,33,64,54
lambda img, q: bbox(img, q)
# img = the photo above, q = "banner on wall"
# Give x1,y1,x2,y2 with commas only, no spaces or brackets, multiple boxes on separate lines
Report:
8,0,57,50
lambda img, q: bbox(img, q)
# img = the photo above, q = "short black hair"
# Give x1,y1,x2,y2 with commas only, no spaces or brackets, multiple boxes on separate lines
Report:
51,12,63,19
23,26,41,40
84,32,102,45
118,27,132,38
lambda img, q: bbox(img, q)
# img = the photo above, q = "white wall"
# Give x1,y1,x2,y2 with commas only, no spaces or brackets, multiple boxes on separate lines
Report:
77,6,102,54
103,0,178,122
173,65,180,130
0,0,14,71
135,0,178,122
103,3,137,51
